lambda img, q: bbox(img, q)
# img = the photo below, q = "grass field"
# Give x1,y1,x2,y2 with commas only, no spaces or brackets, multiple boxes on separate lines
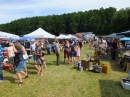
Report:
0,44,130,97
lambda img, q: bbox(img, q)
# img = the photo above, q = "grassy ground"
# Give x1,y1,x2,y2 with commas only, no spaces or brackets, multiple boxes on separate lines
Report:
0,44,130,97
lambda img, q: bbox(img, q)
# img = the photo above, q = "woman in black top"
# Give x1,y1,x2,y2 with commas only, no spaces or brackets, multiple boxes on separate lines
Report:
69,41,76,66
13,42,28,86
63,40,70,63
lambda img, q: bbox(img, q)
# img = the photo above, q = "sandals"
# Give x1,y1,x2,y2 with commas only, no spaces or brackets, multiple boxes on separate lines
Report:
25,75,29,79
18,82,23,86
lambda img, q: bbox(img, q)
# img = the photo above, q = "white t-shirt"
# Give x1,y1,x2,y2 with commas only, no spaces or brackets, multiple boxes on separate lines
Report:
31,43,36,51
102,39,107,46
7,47,15,57
55,43,60,53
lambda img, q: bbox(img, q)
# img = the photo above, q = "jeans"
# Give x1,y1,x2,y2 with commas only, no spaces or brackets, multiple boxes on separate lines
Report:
17,60,25,73
56,53,60,65
111,49,116,60
0,57,3,80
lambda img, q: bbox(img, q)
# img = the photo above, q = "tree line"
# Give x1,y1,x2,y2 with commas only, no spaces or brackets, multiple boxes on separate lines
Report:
0,7,130,36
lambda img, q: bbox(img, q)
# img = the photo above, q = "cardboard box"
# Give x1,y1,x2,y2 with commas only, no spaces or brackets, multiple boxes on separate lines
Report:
121,78,130,90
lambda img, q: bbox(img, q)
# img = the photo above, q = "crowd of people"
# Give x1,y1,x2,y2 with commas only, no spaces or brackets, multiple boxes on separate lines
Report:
88,37,125,61
56,39,83,66
0,39,84,86
0,36,127,86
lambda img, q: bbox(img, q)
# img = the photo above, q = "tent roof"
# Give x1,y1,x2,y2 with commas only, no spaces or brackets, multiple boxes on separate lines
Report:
117,30,130,36
24,28,55,38
0,31,19,39
120,37,130,41
19,36,35,41
105,33,124,38
67,34,77,39
56,34,70,39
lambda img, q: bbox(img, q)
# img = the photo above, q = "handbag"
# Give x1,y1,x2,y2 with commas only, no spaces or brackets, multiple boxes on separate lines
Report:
23,53,28,59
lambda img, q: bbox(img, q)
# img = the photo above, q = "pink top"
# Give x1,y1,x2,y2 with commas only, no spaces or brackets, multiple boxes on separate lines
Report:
7,47,15,57
76,46,80,56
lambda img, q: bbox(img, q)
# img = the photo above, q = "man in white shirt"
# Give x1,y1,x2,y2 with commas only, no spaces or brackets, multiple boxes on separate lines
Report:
54,40,60,65
30,39,36,60
102,39,107,47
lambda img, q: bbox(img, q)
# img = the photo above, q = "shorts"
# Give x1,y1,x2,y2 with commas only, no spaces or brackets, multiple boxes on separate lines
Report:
64,51,70,58
34,59,43,66
17,60,25,73
70,51,76,57
23,59,27,69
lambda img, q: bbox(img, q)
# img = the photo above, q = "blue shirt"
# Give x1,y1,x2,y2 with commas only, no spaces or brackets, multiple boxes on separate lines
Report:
0,45,3,58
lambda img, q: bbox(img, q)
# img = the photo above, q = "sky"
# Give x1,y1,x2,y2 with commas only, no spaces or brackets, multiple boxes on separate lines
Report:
0,0,129,24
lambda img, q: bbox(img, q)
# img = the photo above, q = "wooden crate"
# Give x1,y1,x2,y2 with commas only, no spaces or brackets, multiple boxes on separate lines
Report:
81,60,89,70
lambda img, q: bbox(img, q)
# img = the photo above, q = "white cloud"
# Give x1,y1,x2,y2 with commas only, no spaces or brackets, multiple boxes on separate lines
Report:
0,0,129,24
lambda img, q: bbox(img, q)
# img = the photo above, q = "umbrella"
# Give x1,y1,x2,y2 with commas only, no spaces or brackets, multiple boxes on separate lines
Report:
120,37,130,41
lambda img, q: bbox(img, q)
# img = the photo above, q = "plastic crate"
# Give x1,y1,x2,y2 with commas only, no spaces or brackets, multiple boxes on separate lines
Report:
121,78,130,90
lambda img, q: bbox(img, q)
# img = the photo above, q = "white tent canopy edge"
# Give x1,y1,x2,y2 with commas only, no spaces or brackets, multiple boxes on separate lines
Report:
0,31,19,39
24,28,55,38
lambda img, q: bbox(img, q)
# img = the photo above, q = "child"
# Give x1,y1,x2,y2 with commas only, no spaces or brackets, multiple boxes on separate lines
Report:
41,46,47,68
76,42,81,62
34,43,43,76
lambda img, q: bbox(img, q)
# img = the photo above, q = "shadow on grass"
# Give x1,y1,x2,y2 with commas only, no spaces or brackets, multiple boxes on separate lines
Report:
70,66,86,72
46,61,69,66
27,65,36,70
4,76,16,83
99,79,130,97
26,61,34,65
3,69,16,74
70,66,77,70
27,70,37,75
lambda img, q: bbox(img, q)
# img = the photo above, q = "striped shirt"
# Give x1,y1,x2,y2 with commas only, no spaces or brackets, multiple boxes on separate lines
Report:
0,45,3,58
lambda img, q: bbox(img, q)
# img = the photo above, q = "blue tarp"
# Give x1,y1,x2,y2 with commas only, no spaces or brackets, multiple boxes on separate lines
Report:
20,36,35,41
120,37,130,41
11,36,35,42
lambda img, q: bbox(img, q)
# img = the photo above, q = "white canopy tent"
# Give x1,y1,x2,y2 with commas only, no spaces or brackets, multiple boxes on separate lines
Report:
24,28,55,38
67,34,77,39
56,34,70,39
0,31,19,39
